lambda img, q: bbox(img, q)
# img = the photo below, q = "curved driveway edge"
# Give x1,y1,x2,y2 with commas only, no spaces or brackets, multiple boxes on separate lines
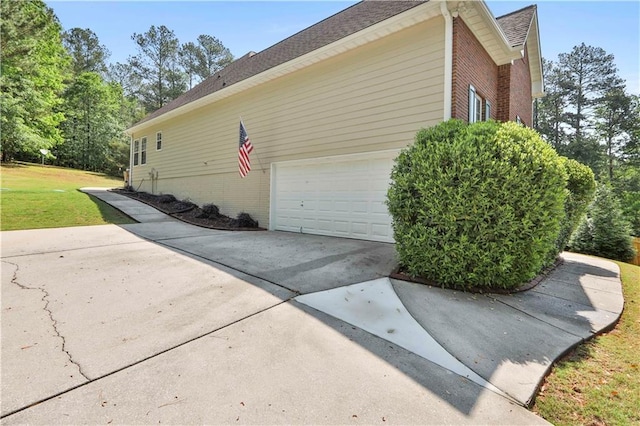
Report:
393,251,623,406
0,187,622,423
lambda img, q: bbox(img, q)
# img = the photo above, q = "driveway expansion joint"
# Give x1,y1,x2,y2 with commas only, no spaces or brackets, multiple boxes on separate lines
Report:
1,240,146,260
0,298,291,420
157,242,302,296
488,295,587,339
2,260,91,382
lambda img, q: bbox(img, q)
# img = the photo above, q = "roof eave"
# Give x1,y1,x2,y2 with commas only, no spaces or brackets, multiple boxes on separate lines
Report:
527,12,545,98
126,1,439,135
466,1,524,66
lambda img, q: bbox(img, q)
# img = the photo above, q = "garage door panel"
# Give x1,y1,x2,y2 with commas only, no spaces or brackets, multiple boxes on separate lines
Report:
273,151,397,242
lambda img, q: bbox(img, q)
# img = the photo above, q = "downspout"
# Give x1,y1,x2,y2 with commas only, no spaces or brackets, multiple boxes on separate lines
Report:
440,1,453,121
128,133,133,188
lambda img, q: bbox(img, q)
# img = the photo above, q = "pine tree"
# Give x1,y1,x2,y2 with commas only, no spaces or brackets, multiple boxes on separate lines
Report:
569,184,636,262
129,25,185,113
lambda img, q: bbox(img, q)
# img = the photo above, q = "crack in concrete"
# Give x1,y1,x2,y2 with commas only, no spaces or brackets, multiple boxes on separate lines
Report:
3,260,90,381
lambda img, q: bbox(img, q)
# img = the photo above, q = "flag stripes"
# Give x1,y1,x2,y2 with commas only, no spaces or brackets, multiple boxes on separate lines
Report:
238,121,253,178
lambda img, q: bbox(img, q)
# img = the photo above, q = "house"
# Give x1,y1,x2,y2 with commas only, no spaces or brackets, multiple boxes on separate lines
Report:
125,0,543,243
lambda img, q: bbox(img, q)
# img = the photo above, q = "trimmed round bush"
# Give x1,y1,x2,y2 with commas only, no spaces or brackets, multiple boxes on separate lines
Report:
553,157,596,257
387,120,567,290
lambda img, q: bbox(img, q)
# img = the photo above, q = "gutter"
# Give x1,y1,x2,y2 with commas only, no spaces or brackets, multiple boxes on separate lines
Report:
440,2,453,120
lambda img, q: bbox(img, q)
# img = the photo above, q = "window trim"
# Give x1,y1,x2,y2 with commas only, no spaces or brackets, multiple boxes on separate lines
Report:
133,139,140,166
141,136,147,165
156,131,162,151
468,85,484,123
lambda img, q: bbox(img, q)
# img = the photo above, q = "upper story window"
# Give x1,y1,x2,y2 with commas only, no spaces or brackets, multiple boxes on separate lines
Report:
469,85,483,123
141,137,147,165
133,139,139,166
156,132,162,151
469,85,491,123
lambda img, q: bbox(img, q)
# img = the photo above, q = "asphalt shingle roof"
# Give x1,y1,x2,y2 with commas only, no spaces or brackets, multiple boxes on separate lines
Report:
495,5,536,48
135,1,426,126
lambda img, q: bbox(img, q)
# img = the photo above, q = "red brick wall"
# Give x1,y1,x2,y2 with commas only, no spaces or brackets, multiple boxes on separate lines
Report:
508,47,533,125
497,64,511,122
451,17,498,121
451,17,533,125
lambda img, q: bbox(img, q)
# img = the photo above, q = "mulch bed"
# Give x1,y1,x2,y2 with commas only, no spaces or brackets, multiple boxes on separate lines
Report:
390,257,564,294
110,188,265,231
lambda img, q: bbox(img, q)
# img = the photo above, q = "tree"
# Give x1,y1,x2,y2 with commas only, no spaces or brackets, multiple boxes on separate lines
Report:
535,58,570,153
0,0,68,162
194,34,233,80
56,72,122,171
556,44,624,173
62,28,110,76
107,61,143,99
569,184,636,262
594,87,636,180
179,36,233,89
129,25,185,113
178,42,201,89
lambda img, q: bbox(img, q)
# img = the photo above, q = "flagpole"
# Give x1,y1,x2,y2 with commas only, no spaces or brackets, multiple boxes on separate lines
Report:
240,117,266,174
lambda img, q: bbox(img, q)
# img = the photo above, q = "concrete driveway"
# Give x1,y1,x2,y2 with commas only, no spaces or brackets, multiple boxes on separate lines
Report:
2,189,621,424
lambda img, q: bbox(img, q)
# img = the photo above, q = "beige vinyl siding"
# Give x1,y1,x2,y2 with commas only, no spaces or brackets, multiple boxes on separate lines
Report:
130,16,445,227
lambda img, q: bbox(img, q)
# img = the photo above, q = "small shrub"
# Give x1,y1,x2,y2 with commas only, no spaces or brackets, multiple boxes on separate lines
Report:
157,194,177,204
553,157,596,257
387,120,567,290
234,212,258,228
201,203,220,218
173,200,197,211
569,184,636,262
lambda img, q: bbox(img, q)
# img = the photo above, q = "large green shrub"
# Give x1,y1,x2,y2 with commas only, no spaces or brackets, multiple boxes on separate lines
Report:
569,184,636,262
553,157,596,257
387,120,567,290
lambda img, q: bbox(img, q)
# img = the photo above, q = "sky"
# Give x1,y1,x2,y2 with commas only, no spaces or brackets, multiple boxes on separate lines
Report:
47,1,640,95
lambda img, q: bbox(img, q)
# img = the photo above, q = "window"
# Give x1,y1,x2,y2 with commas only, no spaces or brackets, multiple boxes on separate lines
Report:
141,137,147,165
133,139,139,166
485,100,491,121
468,85,483,123
156,132,162,151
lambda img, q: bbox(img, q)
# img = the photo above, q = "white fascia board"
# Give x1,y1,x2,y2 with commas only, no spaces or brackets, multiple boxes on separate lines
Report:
468,1,524,65
127,2,440,135
527,14,545,98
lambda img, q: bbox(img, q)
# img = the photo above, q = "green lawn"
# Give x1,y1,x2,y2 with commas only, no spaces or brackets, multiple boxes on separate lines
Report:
1,162,135,230
533,259,640,425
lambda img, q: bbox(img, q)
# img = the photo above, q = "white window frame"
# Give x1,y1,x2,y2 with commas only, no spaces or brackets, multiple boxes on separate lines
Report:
133,139,139,166
156,131,162,151
141,136,147,165
468,85,483,123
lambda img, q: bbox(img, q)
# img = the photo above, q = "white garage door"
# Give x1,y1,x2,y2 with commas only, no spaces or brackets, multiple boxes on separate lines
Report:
271,150,398,242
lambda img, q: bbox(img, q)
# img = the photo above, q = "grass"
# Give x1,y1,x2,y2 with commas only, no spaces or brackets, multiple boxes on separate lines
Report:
533,259,640,426
1,162,135,231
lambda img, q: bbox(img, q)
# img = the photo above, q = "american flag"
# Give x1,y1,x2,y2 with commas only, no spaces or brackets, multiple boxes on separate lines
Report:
238,121,253,178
